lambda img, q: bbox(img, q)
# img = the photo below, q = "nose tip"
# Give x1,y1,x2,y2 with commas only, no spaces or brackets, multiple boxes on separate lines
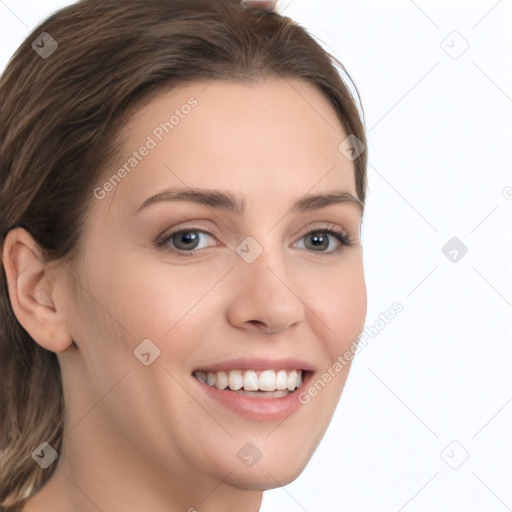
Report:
226,263,305,334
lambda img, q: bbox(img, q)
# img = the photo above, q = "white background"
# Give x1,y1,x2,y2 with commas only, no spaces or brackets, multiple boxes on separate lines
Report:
1,1,511,511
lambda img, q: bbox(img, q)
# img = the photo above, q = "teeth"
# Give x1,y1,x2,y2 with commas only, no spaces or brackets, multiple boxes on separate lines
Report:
215,371,228,390
259,370,276,391
195,369,304,392
228,370,244,390
287,370,298,391
206,372,216,386
243,370,259,391
195,371,207,384
276,370,288,390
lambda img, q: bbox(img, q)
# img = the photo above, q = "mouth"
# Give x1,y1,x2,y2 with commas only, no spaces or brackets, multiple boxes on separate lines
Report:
191,366,313,422
193,368,305,397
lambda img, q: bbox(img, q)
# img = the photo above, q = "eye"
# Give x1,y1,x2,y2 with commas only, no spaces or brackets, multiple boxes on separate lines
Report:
155,226,353,257
294,228,352,254
155,228,216,257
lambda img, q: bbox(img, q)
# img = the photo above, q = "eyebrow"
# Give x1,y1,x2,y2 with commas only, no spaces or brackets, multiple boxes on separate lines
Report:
133,187,364,215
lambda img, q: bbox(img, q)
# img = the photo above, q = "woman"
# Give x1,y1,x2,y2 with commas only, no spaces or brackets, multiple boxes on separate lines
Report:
0,0,368,510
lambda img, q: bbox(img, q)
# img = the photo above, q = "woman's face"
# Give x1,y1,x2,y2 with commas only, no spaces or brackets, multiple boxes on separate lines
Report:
60,78,366,494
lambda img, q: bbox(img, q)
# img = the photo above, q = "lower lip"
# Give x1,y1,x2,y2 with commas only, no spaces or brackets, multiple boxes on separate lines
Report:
193,372,312,422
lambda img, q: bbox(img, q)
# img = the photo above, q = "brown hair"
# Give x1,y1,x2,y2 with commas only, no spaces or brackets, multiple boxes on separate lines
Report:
0,0,368,509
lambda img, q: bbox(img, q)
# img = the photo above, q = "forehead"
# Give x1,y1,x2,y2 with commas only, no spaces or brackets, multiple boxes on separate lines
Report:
99,79,358,217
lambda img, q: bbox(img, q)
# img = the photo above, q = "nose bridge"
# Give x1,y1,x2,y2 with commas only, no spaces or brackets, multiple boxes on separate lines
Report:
227,232,306,333
236,232,287,287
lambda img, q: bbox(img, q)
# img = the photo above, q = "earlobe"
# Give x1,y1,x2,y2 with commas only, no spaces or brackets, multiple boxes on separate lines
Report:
2,227,73,353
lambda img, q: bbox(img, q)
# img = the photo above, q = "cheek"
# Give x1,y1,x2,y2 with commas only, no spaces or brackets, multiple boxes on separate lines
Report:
95,253,206,341
309,261,367,354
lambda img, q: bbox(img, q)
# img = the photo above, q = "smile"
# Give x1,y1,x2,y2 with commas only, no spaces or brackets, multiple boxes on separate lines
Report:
192,367,312,421
193,368,303,396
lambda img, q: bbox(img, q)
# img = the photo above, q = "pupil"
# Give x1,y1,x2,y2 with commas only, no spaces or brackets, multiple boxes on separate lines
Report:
176,231,198,249
309,232,327,250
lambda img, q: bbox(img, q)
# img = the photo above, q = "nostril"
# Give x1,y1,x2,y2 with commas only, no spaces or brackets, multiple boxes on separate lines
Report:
246,321,284,335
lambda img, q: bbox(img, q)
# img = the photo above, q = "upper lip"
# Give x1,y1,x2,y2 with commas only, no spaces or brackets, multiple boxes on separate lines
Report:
193,357,316,373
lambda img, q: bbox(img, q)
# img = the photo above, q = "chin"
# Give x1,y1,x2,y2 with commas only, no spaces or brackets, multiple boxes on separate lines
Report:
199,430,321,491
223,458,309,491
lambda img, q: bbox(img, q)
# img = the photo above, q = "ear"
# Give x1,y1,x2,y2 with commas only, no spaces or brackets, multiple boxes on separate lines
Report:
2,227,73,353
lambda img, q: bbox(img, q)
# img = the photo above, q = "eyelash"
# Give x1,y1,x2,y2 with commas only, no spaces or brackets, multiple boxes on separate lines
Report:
154,225,353,258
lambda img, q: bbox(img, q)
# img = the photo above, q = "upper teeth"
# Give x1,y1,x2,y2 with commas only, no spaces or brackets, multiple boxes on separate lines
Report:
194,369,303,392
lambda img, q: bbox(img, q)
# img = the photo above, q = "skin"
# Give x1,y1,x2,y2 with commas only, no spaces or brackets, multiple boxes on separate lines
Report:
242,0,278,11
3,78,367,511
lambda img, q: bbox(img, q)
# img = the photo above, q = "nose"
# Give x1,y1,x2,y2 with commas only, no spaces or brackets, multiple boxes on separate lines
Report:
225,244,306,335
